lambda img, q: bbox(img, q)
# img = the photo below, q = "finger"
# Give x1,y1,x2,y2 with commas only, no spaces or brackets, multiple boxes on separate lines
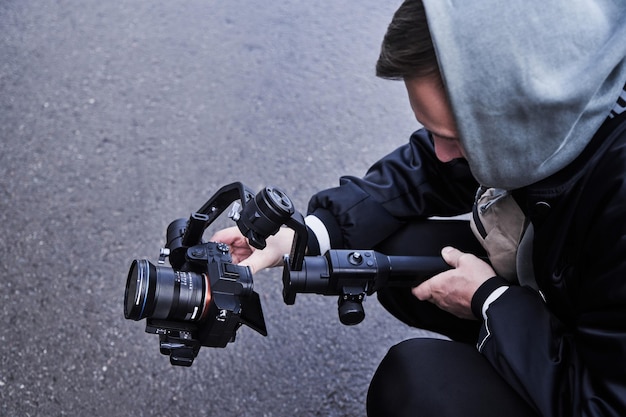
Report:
209,226,242,244
412,280,432,301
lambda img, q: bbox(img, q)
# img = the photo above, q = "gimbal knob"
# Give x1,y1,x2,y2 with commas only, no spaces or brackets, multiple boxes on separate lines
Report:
338,293,366,325
237,186,294,249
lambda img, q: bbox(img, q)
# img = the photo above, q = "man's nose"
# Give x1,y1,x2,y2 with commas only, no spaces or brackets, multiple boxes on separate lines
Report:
433,137,464,162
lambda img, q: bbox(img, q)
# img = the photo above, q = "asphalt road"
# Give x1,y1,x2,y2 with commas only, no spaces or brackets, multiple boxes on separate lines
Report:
0,1,437,416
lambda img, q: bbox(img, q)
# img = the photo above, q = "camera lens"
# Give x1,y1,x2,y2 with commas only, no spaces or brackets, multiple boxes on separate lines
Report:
124,259,210,322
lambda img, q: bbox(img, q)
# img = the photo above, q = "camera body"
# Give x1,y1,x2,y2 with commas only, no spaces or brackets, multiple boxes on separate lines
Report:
132,239,265,366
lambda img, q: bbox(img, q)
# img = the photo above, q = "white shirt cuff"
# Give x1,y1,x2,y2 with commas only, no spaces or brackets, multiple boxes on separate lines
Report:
304,214,331,254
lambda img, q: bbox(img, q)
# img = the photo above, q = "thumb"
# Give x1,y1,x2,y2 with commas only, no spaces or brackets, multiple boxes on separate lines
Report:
238,249,283,275
238,254,263,275
237,255,260,275
441,246,464,268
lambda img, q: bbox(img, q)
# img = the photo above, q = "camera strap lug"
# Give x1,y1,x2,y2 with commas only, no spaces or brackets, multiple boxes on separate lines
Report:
158,248,170,264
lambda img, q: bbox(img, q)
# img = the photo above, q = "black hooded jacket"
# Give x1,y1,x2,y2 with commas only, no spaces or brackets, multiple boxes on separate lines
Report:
306,113,626,417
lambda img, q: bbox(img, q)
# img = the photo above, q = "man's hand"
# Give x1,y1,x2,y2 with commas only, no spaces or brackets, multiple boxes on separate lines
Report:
209,226,295,274
412,246,495,319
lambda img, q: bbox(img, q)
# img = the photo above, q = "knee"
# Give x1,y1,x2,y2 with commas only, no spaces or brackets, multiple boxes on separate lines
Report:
367,338,446,417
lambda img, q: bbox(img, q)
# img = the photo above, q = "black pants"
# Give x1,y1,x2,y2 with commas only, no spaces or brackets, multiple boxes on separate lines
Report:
366,338,539,417
367,221,539,417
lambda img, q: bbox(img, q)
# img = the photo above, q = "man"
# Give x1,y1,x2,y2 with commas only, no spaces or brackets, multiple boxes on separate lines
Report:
212,1,626,415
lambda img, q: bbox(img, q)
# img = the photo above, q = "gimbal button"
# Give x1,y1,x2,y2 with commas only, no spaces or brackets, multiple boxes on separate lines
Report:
348,252,364,265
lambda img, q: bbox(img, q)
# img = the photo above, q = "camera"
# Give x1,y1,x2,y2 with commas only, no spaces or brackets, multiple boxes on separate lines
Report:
123,182,307,366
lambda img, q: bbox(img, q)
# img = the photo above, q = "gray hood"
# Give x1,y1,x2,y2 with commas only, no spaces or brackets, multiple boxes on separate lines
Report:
423,0,626,189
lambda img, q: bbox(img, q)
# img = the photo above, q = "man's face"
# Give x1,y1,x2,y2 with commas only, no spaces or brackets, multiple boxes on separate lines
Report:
404,76,465,162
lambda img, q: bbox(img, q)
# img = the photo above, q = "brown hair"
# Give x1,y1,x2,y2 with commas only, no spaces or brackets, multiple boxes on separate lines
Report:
376,0,439,80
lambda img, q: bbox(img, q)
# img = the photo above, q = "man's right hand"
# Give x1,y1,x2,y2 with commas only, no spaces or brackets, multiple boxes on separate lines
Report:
209,226,295,274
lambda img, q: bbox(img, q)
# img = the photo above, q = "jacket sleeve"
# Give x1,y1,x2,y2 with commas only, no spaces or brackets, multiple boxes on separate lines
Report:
305,129,478,252
472,123,626,417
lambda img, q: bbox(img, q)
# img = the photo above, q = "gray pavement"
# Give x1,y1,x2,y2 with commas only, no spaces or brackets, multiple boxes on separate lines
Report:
0,1,437,416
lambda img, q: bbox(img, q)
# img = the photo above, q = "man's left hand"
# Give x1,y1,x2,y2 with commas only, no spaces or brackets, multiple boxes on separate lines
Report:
412,246,496,319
